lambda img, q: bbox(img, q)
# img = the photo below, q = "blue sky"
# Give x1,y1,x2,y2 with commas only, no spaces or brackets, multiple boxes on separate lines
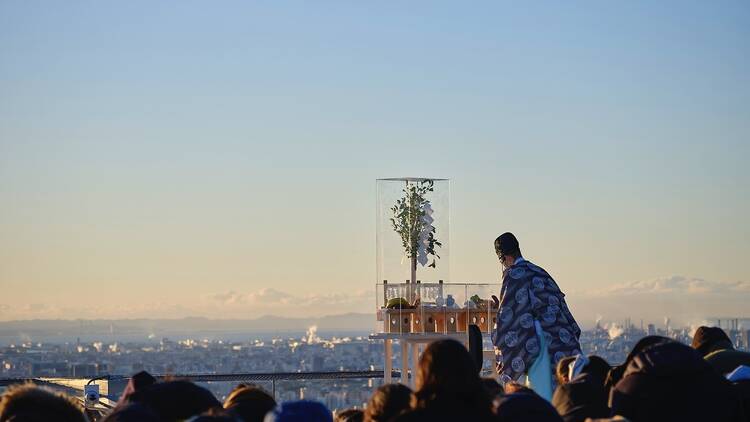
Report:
1,1,748,324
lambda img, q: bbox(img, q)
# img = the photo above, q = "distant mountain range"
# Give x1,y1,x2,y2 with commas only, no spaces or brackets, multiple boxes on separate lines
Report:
0,313,373,339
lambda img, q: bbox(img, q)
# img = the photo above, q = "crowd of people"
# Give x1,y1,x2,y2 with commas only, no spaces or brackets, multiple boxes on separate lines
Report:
1,326,749,422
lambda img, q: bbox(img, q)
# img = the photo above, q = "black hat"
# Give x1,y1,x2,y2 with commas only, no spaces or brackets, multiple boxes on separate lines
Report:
691,326,733,356
495,232,520,257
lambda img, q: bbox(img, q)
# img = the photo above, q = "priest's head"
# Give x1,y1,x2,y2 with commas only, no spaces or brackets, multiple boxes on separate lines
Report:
494,232,521,269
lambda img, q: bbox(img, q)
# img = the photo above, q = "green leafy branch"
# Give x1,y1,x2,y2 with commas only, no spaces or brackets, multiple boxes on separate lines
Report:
389,179,442,268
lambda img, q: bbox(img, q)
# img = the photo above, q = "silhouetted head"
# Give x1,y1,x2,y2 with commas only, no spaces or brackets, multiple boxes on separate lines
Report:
364,384,412,422
479,377,504,402
224,384,276,422
611,340,743,421
264,400,332,422
413,339,491,415
129,380,221,421
190,408,240,422
0,384,88,422
495,390,563,422
581,355,612,384
605,336,673,390
494,232,521,268
102,403,160,422
334,408,363,422
692,326,734,357
117,371,157,407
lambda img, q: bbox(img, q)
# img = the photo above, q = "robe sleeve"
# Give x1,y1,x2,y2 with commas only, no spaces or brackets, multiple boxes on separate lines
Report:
492,270,537,383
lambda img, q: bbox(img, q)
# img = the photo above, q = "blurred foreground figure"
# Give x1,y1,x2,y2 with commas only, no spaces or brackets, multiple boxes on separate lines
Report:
552,355,611,422
264,400,333,422
494,388,563,422
610,340,744,422
334,408,363,422
0,384,88,422
394,339,495,421
492,232,582,400
692,326,750,375
363,384,411,422
224,384,277,422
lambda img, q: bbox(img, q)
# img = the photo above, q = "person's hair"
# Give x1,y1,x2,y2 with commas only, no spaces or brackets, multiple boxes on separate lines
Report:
223,384,276,422
503,382,535,395
691,326,734,357
412,339,493,417
101,403,160,422
583,355,612,383
189,407,238,422
334,408,363,422
605,335,673,391
555,356,576,385
128,380,221,421
494,232,521,261
364,384,412,422
0,383,88,422
479,377,504,401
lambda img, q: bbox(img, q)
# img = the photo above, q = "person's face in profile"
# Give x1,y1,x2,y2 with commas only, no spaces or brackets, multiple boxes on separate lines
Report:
496,250,514,270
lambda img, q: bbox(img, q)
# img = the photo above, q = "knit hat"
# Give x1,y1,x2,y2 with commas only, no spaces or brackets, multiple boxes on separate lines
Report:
691,326,733,357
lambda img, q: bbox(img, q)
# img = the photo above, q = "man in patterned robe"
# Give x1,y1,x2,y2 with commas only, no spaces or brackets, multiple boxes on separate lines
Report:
491,232,582,399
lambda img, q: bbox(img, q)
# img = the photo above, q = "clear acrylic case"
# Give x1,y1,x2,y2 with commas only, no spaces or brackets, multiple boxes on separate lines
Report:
376,178,450,286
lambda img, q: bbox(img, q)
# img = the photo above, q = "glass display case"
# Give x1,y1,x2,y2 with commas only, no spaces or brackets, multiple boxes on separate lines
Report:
376,178,450,286
375,282,501,335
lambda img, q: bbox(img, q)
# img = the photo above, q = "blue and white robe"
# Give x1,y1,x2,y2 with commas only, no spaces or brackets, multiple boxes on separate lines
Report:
491,259,582,388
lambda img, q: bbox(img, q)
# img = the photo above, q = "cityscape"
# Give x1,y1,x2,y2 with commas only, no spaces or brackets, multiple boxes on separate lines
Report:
2,320,748,411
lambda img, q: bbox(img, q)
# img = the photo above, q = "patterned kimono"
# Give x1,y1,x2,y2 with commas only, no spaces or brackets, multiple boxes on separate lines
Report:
491,259,582,385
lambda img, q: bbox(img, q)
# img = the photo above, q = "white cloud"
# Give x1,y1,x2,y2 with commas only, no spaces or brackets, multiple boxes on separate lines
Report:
210,288,295,306
208,288,370,309
589,275,750,297
568,275,750,328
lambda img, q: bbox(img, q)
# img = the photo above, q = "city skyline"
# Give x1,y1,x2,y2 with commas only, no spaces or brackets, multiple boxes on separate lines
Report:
1,1,749,323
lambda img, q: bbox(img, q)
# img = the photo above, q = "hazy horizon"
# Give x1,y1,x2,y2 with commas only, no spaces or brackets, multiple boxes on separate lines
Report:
1,2,748,325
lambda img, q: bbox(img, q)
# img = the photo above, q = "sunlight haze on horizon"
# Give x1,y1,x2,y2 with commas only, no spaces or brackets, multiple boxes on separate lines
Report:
1,1,748,326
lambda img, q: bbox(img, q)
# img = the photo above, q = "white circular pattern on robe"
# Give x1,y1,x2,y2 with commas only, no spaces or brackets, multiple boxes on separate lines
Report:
559,328,572,344
548,296,560,306
553,351,566,363
509,267,526,279
519,313,534,329
572,322,580,333
532,277,546,291
499,307,514,323
504,331,520,348
542,310,556,324
544,332,553,344
525,337,539,355
547,305,560,316
514,288,528,305
511,357,525,373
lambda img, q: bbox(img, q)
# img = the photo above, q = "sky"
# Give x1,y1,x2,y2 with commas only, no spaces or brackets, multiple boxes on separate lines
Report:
1,1,748,327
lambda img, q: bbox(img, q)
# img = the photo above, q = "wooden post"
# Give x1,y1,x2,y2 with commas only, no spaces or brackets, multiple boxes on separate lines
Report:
401,341,409,385
384,339,393,383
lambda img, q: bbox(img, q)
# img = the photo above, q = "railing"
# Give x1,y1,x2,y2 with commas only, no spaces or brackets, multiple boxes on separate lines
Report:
0,369,403,399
